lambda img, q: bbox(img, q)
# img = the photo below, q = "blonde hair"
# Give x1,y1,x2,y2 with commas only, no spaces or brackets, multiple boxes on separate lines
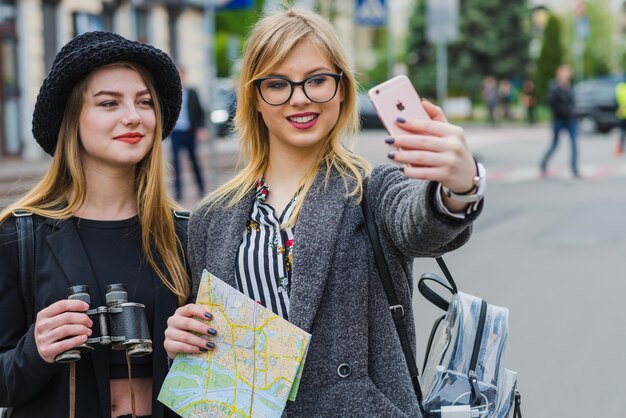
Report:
206,8,371,226
0,62,190,305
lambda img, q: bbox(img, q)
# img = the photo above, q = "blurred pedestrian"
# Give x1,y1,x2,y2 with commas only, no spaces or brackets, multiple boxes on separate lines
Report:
521,79,537,124
540,64,579,178
498,79,513,121
171,66,206,201
482,75,498,127
614,78,626,156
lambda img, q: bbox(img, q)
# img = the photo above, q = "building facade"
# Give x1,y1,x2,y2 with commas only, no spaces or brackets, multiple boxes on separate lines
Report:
1,0,208,161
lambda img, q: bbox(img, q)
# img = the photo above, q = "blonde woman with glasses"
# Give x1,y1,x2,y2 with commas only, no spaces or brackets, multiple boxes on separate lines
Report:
164,8,485,416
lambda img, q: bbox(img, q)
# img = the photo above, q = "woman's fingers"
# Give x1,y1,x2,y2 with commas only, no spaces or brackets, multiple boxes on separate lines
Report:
164,328,215,355
389,134,452,153
386,126,476,192
38,335,90,363
167,304,214,333
34,299,94,363
164,303,217,359
421,99,448,122
393,117,463,139
37,300,89,321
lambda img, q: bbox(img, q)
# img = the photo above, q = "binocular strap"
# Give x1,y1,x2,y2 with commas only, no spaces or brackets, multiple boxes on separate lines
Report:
66,352,138,418
126,351,137,418
69,362,76,418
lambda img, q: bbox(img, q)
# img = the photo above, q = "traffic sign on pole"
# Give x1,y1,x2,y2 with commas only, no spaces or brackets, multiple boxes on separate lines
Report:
426,0,459,44
355,0,387,27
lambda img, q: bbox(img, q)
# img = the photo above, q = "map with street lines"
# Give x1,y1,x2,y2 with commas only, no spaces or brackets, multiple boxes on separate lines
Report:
158,270,311,418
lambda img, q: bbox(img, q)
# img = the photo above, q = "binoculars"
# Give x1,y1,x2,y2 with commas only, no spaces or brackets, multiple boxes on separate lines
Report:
55,284,152,363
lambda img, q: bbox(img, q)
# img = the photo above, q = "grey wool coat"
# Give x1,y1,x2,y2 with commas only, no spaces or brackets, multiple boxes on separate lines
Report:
187,164,482,417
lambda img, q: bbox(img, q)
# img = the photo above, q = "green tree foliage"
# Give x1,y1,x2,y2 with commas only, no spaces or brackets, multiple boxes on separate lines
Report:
560,0,614,79
215,0,264,77
534,14,562,104
405,0,437,99
406,0,531,102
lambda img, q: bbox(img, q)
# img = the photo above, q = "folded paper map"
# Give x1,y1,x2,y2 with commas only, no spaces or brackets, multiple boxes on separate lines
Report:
159,270,311,417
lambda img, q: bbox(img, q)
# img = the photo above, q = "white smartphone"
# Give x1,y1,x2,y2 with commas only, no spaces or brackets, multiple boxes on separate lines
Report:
367,75,430,135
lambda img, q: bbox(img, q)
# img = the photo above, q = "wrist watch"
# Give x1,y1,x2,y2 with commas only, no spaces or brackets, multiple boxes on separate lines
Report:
441,173,484,203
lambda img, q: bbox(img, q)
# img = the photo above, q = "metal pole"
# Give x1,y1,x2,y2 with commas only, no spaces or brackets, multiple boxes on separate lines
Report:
203,2,218,183
436,42,447,107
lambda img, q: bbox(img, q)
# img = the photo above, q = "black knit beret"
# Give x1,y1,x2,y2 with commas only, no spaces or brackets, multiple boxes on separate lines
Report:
32,31,182,155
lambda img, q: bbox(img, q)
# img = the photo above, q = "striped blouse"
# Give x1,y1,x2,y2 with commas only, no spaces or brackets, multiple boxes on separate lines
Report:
234,169,485,320
235,179,296,320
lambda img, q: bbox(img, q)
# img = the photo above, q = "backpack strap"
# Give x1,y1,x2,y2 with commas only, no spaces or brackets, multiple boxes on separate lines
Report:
360,186,423,407
12,210,35,326
173,210,190,220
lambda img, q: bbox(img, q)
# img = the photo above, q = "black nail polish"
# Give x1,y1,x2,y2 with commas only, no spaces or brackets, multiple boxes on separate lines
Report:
205,312,213,320
387,151,396,160
396,117,406,123
399,166,405,173
384,137,394,144
208,328,217,336
207,341,215,349
199,347,208,352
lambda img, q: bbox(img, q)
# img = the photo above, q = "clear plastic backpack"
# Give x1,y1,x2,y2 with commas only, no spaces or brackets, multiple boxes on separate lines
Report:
418,262,521,418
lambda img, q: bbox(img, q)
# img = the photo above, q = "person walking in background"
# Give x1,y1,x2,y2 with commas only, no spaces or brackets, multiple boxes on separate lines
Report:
482,75,498,127
0,32,189,417
521,79,537,124
540,64,580,178
163,8,485,416
614,78,626,156
171,66,206,201
498,78,513,121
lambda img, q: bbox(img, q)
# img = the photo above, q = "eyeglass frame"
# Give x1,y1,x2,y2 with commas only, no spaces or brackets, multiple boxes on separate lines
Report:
253,71,344,106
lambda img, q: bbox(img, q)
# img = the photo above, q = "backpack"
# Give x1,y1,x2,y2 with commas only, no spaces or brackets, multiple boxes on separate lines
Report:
361,196,522,418
418,262,521,417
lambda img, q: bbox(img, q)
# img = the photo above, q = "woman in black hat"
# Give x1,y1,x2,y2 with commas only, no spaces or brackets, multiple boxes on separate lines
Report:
0,32,189,418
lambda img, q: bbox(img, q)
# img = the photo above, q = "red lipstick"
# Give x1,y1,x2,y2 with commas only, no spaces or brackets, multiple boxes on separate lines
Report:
113,132,143,144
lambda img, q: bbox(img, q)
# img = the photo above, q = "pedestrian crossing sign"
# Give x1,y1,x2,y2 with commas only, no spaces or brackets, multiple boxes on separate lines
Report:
355,0,387,27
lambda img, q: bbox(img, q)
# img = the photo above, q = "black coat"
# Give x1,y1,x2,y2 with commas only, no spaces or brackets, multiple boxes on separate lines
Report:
186,88,205,133
548,83,575,120
0,215,187,418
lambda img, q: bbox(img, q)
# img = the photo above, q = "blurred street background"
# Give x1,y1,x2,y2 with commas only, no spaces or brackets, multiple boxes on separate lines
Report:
1,0,626,417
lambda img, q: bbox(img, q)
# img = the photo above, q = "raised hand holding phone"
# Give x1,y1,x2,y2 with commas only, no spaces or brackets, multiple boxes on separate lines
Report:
367,75,430,134
368,75,480,212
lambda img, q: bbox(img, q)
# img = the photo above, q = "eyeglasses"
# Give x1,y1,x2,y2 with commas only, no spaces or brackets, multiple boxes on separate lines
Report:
253,72,343,106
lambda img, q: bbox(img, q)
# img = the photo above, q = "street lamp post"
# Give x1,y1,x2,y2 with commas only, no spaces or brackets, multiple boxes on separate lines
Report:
426,0,459,107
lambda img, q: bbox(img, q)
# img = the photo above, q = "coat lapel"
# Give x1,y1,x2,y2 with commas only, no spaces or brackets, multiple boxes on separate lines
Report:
288,170,351,332
200,191,256,289
44,218,109,418
44,218,104,302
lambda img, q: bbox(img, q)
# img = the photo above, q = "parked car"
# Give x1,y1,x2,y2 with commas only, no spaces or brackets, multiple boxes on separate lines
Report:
358,91,385,130
572,76,621,134
211,86,236,137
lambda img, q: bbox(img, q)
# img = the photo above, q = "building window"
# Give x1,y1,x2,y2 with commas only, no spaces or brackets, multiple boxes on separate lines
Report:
73,12,104,36
135,7,149,44
0,0,18,156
